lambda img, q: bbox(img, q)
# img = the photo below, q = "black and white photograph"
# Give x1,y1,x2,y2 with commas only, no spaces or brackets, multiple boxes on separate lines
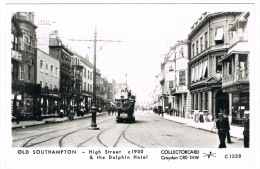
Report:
0,1,259,169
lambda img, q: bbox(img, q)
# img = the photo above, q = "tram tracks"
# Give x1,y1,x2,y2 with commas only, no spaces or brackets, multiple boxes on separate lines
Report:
20,117,114,147
96,123,145,148
14,116,144,148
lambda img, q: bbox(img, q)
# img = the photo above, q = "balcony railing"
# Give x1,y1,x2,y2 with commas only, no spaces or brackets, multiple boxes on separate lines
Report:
222,69,249,87
229,31,248,47
222,74,235,87
238,69,249,81
175,85,188,92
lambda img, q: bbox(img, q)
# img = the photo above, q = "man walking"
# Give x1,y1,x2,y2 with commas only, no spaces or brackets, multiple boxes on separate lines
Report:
223,113,232,143
243,112,250,148
216,113,229,148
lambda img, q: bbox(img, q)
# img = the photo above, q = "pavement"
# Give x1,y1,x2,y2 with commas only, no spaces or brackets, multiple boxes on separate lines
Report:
148,111,244,140
12,110,244,140
12,112,107,129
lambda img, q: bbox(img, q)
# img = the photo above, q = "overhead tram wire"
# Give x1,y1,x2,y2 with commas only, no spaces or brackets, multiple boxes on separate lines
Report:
68,26,122,130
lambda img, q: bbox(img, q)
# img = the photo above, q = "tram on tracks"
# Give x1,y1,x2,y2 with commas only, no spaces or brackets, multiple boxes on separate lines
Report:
115,88,136,123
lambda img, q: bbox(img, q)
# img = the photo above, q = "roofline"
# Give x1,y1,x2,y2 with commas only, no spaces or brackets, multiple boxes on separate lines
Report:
188,12,242,39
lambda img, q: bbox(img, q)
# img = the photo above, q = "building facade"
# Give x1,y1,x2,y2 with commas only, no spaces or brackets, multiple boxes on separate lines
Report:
170,40,191,118
79,54,93,113
220,12,250,125
188,12,242,121
49,32,74,115
160,53,174,112
71,52,84,115
37,48,60,115
11,12,41,119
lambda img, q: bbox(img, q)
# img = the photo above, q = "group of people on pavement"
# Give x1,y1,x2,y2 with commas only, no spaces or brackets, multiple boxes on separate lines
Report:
194,110,205,123
108,107,116,116
216,111,249,148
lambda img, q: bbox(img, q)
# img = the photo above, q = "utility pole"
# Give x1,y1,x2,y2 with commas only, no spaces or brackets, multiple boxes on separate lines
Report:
68,26,122,130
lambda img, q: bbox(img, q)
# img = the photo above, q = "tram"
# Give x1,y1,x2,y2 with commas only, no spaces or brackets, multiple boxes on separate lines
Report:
115,88,136,123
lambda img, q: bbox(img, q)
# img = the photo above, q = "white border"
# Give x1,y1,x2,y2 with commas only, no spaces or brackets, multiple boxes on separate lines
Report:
1,1,259,169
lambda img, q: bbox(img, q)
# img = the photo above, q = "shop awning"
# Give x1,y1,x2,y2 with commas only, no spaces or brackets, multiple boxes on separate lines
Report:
202,61,208,77
110,102,116,106
214,28,224,41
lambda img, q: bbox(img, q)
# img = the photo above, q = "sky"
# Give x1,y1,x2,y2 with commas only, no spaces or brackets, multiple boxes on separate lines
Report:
29,3,253,102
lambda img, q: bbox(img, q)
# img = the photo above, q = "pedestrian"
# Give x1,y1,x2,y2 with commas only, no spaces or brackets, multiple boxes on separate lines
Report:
59,108,64,118
108,108,111,115
216,113,229,148
194,110,199,123
243,111,250,148
80,108,84,116
111,107,114,116
223,113,232,143
199,110,204,123
15,104,22,124
161,109,164,117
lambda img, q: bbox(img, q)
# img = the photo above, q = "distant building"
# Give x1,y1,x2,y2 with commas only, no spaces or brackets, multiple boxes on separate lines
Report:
170,40,191,118
77,53,93,111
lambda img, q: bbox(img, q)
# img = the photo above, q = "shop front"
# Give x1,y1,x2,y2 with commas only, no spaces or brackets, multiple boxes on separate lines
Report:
12,81,41,120
40,86,61,117
223,84,250,126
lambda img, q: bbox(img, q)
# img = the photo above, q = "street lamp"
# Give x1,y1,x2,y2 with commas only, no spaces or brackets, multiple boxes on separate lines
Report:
88,27,99,130
68,26,121,130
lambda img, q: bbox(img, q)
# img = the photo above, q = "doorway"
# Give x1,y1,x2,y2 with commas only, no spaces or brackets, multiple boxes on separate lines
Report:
215,90,229,118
